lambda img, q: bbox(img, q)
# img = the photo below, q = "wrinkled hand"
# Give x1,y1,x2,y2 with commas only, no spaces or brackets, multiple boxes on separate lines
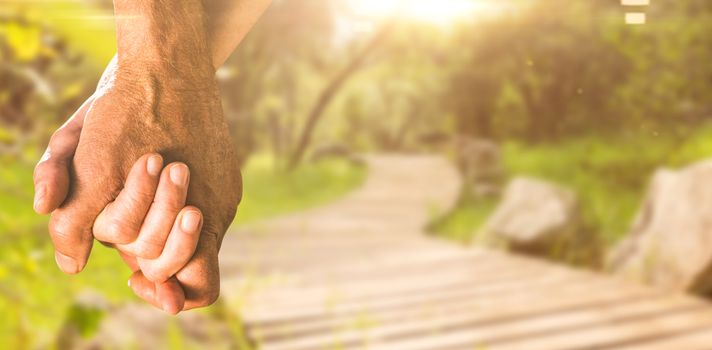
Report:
34,56,242,310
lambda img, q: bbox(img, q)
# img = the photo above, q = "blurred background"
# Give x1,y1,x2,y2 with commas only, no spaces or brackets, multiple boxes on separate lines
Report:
2,0,712,348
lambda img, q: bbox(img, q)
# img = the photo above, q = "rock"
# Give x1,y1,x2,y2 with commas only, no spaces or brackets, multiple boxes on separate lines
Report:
609,160,712,293
454,137,503,197
482,177,581,255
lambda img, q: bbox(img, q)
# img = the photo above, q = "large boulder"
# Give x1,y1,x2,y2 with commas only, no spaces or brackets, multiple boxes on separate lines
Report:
609,160,712,293
482,177,581,255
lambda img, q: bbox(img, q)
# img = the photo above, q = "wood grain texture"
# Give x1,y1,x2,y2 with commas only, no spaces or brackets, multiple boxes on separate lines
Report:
220,155,712,350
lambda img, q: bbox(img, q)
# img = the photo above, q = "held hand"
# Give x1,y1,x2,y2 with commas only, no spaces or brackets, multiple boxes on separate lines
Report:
34,58,242,309
36,131,206,314
32,0,273,312
93,155,203,314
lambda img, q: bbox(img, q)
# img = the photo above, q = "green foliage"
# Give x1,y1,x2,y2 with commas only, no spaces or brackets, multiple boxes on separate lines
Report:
428,194,497,244
236,154,366,224
433,125,712,249
219,0,337,162
0,168,137,346
502,135,657,243
64,303,106,338
441,0,712,142
4,1,117,65
2,0,712,346
0,156,364,348
0,10,98,168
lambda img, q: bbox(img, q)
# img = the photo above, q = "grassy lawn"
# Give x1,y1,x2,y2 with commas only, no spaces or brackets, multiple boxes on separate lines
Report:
428,195,497,244
432,124,712,247
0,155,365,348
235,154,366,225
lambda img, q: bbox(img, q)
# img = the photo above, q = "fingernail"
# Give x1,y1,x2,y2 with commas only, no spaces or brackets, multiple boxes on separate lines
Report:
147,155,163,176
54,251,79,274
181,211,201,232
170,164,188,186
33,185,46,212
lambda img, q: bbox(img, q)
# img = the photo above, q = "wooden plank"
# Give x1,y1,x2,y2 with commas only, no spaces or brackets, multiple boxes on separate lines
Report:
255,281,661,350
489,304,712,350
278,296,706,350
243,265,576,325
243,254,535,309
251,277,636,341
227,250,489,284
216,157,712,350
615,326,712,350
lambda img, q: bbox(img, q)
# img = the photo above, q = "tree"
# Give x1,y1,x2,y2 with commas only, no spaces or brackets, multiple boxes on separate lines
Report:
287,21,395,169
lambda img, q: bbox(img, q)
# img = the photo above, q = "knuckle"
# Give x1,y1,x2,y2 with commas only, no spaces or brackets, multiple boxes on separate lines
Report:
49,216,78,244
104,220,137,244
49,216,88,259
142,267,168,284
34,156,60,182
32,161,45,183
126,186,154,206
158,190,185,209
46,131,64,151
133,240,163,259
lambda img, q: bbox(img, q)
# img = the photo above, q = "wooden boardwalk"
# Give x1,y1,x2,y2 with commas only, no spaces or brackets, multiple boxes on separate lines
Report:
219,155,712,350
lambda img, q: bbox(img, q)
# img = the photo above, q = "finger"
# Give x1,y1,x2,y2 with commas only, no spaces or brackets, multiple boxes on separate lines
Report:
157,277,186,315
48,128,117,274
33,97,92,214
117,249,140,272
93,153,164,244
49,211,95,274
139,207,202,283
129,271,185,315
117,163,190,259
176,230,221,310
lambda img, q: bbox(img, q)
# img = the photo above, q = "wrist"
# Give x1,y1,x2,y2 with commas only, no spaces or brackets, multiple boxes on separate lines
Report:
113,0,214,74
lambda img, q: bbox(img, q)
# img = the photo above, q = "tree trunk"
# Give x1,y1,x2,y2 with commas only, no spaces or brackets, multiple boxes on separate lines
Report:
287,22,395,170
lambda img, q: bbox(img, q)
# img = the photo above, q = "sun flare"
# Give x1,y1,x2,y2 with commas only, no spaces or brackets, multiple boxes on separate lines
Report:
348,0,506,25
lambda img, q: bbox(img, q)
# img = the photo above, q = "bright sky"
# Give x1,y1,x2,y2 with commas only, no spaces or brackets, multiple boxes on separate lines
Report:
346,0,509,26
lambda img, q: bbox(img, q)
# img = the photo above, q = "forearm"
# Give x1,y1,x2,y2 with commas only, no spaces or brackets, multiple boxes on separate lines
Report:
114,0,212,73
114,0,270,70
205,0,272,67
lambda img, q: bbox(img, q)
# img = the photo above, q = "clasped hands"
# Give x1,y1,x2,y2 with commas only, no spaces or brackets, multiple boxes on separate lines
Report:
32,55,242,314
29,0,272,314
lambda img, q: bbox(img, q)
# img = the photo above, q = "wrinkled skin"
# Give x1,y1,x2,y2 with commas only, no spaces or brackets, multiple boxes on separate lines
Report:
34,0,273,312
48,58,242,309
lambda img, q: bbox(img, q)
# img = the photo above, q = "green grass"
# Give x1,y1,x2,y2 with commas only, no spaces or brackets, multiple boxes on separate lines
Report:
0,154,365,349
235,154,366,225
431,124,712,247
427,195,497,244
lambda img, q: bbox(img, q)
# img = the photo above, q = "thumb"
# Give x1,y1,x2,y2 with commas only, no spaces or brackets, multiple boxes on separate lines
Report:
45,95,117,274
49,148,120,274
33,96,92,214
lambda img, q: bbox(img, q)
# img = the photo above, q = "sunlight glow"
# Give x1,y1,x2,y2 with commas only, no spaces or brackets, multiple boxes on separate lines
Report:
348,0,506,26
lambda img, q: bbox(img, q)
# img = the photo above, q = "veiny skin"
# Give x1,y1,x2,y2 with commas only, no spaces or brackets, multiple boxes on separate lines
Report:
50,58,242,310
35,0,243,313
33,0,271,314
